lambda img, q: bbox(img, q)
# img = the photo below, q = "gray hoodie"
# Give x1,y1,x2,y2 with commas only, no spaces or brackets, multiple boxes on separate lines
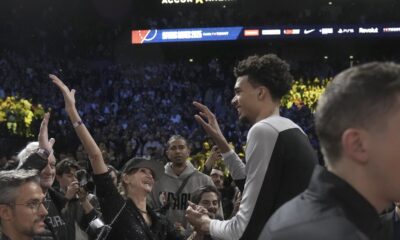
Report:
149,161,215,229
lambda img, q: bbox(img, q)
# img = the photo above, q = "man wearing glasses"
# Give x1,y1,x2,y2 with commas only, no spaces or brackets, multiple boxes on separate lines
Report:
17,113,69,240
0,169,48,240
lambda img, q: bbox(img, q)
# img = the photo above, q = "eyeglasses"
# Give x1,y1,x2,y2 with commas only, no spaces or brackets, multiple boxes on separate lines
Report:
11,199,47,212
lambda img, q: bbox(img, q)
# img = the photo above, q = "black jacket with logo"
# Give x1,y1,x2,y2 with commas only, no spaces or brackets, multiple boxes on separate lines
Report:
33,188,70,240
259,166,381,240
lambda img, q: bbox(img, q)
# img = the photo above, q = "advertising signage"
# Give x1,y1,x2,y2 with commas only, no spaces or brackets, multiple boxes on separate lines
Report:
132,27,242,44
161,0,236,5
132,24,400,44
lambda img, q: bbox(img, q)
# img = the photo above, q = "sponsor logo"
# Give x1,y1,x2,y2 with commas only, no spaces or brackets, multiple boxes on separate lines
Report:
338,28,355,34
162,30,202,40
162,0,235,4
283,29,300,35
383,27,400,33
159,192,192,210
162,0,193,4
202,0,235,2
131,30,158,44
320,28,333,35
244,29,259,36
304,29,315,34
202,31,229,36
261,29,281,35
359,27,379,34
46,216,66,228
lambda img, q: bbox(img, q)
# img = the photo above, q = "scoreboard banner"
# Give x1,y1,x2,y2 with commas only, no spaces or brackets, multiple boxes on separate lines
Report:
132,24,400,44
132,27,242,44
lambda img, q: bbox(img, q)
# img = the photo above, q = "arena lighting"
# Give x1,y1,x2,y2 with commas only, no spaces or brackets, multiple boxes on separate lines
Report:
132,24,400,44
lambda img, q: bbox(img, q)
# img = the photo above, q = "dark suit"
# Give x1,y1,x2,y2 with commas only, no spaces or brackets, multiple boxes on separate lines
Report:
378,209,400,240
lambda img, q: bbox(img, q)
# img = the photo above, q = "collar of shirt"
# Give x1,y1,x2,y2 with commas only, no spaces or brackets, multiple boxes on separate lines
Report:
308,166,381,239
394,208,400,223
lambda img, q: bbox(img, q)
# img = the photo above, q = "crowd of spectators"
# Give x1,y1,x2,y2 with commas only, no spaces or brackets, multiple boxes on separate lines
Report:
139,0,400,29
1,2,399,239
0,50,234,167
0,48,328,170
0,0,350,169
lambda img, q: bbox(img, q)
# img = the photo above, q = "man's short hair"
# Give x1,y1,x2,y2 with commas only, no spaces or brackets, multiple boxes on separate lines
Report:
210,168,224,177
315,62,400,164
0,170,40,206
166,135,189,149
56,159,80,176
233,54,293,101
191,185,221,205
17,142,40,169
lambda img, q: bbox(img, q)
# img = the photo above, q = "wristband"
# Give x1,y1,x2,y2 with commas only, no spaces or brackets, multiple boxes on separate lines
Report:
36,148,50,160
73,120,83,128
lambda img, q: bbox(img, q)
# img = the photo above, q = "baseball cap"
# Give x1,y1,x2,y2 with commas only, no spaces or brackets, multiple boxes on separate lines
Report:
56,159,80,176
122,157,164,181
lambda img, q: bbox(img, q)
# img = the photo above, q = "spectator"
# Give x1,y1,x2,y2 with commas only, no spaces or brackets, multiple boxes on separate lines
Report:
259,62,400,239
55,159,101,240
51,74,180,240
187,185,222,240
149,135,216,236
202,145,222,176
209,169,224,190
17,114,70,240
209,168,238,219
0,50,323,162
0,170,47,240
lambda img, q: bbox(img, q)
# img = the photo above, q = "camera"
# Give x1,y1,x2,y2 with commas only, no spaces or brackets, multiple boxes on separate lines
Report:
75,169,95,192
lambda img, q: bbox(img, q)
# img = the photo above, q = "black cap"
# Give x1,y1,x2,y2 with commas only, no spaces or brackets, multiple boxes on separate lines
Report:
56,159,80,176
122,157,164,180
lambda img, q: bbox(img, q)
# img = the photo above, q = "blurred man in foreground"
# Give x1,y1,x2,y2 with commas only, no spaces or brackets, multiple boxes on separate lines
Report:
0,170,48,240
260,62,400,239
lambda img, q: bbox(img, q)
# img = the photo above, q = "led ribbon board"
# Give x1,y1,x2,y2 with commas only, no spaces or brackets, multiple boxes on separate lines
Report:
132,24,400,44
